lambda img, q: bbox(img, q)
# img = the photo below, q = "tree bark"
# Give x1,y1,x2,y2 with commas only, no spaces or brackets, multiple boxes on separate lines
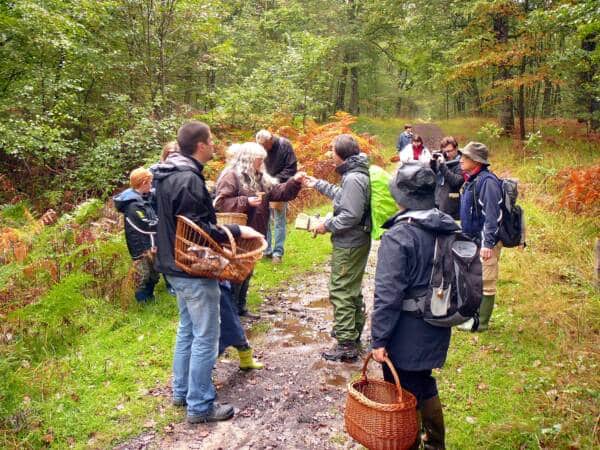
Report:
335,64,348,112
349,65,359,115
493,13,514,135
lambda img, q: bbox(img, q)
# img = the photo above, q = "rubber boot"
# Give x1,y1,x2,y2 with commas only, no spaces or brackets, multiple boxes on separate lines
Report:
420,396,445,450
476,295,495,332
238,348,264,370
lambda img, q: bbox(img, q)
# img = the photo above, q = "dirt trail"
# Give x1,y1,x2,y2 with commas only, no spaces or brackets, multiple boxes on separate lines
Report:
117,246,378,450
412,123,444,151
117,123,445,450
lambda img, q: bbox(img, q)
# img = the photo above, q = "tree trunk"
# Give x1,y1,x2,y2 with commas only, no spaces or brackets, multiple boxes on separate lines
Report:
493,13,515,135
541,78,553,118
518,57,526,140
335,65,348,112
349,65,359,115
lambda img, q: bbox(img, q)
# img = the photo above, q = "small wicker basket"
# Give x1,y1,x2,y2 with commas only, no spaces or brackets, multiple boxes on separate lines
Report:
216,212,248,226
175,215,265,283
345,355,418,450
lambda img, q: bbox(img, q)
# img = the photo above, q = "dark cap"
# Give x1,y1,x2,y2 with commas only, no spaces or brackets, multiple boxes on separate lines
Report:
388,162,436,210
460,141,489,165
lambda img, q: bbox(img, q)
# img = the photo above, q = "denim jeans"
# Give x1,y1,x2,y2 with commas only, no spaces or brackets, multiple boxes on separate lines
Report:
266,203,287,257
166,275,220,416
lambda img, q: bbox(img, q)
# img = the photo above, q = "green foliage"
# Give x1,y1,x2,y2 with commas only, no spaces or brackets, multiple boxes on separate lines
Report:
0,201,33,227
476,122,504,142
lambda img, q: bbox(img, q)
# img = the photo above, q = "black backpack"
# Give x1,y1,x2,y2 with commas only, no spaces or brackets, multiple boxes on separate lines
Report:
473,175,526,248
402,232,483,327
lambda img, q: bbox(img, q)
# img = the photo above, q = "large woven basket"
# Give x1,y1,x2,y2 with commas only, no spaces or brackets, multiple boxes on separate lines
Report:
174,215,265,283
345,355,418,450
216,212,248,226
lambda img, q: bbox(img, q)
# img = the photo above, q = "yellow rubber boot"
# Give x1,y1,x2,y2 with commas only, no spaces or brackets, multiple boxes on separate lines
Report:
238,348,264,370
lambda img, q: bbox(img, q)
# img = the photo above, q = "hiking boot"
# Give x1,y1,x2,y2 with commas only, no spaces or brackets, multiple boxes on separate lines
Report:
239,310,260,320
322,342,358,362
456,318,476,332
172,397,186,407
238,347,264,370
271,255,282,264
187,402,234,423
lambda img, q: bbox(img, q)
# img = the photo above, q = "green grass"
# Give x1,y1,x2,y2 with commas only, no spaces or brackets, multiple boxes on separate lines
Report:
356,116,599,449
0,205,332,449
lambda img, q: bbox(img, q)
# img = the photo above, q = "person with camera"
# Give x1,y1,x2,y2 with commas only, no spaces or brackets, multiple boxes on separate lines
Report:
430,136,464,220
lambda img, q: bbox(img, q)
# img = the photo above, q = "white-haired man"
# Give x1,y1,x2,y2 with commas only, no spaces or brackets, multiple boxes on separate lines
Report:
255,129,298,263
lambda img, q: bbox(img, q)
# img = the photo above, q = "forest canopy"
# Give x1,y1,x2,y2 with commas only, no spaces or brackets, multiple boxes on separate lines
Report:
0,0,598,207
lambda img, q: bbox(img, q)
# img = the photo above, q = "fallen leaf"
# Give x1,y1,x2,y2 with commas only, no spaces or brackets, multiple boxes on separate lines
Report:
116,403,125,411
465,416,476,424
143,419,156,428
42,432,54,444
477,383,488,391
532,360,542,368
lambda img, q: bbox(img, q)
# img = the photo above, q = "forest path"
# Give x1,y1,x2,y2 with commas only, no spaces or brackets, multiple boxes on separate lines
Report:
116,123,445,450
412,123,444,151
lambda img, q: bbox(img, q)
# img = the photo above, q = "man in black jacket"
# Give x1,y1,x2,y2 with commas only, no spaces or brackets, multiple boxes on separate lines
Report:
154,121,264,424
372,163,459,449
256,129,298,263
431,136,463,219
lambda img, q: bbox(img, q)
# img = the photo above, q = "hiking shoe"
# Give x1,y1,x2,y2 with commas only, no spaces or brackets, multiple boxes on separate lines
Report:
187,402,234,423
239,310,260,320
271,255,282,264
172,397,186,407
322,342,359,362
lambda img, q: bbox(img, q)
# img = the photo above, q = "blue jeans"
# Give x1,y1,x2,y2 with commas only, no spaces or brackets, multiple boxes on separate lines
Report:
266,203,287,257
166,275,220,416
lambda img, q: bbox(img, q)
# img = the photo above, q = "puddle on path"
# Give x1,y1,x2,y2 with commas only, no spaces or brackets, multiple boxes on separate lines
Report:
325,373,347,387
271,318,324,346
306,297,330,309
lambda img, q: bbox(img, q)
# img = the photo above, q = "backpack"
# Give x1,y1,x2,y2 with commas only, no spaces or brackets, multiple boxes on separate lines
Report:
368,165,399,240
473,175,526,248
402,232,483,327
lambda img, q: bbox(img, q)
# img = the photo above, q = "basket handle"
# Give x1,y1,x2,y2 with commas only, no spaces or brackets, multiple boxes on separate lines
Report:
361,353,404,403
218,224,237,257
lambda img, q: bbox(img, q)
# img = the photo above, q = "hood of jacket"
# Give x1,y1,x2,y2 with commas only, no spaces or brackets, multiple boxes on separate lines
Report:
113,188,145,213
152,153,204,182
336,153,369,177
383,208,459,234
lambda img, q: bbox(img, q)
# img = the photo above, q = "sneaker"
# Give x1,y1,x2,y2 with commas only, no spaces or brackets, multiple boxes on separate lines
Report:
187,402,234,423
262,253,272,260
172,397,186,407
322,342,359,362
271,255,282,264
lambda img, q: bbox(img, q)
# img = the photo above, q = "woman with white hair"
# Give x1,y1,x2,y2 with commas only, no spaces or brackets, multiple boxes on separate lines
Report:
215,142,303,317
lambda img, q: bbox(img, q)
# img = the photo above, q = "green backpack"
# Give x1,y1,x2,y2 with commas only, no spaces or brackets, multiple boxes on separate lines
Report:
369,165,399,240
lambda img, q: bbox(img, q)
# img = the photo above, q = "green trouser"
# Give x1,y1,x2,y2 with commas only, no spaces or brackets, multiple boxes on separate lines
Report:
329,242,371,343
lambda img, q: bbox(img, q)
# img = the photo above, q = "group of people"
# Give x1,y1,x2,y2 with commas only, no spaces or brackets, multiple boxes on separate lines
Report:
113,119,507,449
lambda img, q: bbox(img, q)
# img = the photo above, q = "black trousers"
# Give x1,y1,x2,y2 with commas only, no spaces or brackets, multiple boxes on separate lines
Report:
382,365,438,408
231,271,252,314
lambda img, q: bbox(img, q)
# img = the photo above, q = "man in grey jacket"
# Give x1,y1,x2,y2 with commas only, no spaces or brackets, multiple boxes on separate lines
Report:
302,134,371,361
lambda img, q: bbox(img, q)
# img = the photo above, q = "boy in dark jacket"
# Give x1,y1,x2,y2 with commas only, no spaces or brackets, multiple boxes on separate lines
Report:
302,134,371,362
371,162,459,449
456,142,503,332
113,168,160,303
432,136,463,219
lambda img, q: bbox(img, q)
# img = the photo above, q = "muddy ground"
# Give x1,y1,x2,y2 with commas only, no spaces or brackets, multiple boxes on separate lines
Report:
117,244,379,450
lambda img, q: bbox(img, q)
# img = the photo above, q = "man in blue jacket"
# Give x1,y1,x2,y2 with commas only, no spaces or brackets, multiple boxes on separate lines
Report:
396,124,413,153
372,163,459,449
456,142,503,332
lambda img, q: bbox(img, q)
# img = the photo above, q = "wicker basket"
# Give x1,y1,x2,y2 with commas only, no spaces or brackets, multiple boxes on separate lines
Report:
216,212,248,226
345,355,418,450
174,215,266,283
